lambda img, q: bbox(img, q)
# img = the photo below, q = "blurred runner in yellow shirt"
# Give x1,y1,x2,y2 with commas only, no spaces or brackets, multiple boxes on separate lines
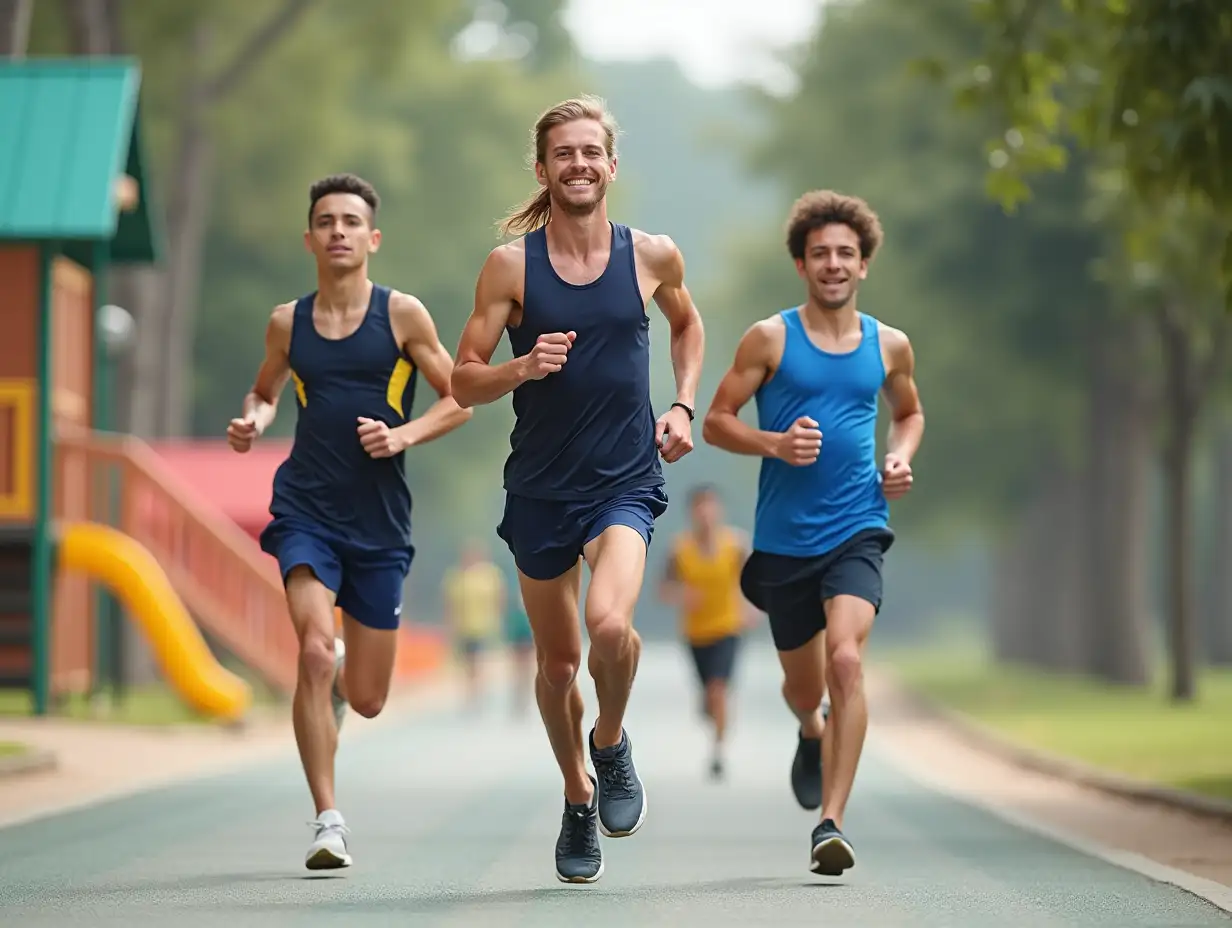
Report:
659,485,751,780
442,539,505,711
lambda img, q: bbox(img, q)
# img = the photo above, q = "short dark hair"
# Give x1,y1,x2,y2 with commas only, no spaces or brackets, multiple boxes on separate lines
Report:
785,190,883,262
308,173,380,224
688,484,718,505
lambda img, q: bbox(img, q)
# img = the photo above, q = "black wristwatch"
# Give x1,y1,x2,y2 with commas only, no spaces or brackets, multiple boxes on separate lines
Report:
670,402,695,421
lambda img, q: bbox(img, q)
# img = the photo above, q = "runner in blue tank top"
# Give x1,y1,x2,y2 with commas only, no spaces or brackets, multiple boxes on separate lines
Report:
452,96,705,885
703,191,924,878
225,174,471,872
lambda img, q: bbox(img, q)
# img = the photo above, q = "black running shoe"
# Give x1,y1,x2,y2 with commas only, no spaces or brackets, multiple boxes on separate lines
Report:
555,777,603,884
810,818,855,876
589,728,647,837
791,729,822,810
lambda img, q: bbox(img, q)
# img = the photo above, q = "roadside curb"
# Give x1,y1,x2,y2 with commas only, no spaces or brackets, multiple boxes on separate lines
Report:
880,672,1232,826
0,748,57,779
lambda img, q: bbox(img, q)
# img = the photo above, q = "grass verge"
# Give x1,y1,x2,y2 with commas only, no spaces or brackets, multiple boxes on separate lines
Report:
0,681,283,727
877,642,1232,801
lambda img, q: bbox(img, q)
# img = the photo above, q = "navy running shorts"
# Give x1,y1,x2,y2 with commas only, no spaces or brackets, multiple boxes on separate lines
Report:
496,484,669,581
259,515,413,631
689,633,740,685
740,526,894,652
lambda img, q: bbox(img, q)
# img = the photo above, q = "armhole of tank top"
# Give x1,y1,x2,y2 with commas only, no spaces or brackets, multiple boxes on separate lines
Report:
621,225,645,314
375,285,410,361
867,315,887,379
287,297,308,357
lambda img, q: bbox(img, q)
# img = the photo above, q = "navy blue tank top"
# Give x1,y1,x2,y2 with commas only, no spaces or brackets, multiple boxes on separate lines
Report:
502,222,663,500
753,308,888,557
269,284,417,550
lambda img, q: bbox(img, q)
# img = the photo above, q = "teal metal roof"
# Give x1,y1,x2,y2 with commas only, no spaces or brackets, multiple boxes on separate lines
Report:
0,59,160,264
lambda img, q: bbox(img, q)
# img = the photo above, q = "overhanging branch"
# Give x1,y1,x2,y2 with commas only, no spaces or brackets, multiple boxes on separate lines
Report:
199,0,315,104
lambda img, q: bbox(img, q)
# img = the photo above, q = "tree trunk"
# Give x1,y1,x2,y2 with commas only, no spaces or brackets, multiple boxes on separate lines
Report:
990,463,1084,671
1080,313,1153,684
1159,304,1199,702
1207,424,1232,664
0,0,33,55
990,526,1029,664
157,22,213,437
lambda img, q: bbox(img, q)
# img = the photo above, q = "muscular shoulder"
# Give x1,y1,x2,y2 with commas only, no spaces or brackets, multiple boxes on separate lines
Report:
487,239,527,279
388,289,430,324
740,314,787,360
876,320,915,372
631,229,684,282
265,301,296,348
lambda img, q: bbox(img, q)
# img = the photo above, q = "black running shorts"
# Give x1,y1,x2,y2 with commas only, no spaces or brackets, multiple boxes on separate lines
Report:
740,527,895,652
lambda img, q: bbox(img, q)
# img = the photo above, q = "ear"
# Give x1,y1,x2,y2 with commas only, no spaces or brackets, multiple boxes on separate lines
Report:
608,155,618,182
535,162,548,187
858,258,869,280
303,230,312,253
369,228,382,253
794,257,807,281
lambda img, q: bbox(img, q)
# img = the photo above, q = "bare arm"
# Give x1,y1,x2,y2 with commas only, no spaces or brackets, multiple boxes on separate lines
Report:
657,545,685,606
702,321,784,457
227,303,294,452
391,293,472,448
646,236,704,411
879,326,924,500
881,327,924,462
451,246,537,408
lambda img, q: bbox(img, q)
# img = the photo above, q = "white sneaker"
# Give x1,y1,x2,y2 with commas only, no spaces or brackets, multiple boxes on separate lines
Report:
331,637,347,732
306,808,352,869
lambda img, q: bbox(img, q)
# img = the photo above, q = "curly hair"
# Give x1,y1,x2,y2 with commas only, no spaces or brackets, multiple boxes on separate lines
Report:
785,190,883,262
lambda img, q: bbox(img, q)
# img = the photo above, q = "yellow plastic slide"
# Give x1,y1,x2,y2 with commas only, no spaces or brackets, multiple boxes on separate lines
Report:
59,522,252,722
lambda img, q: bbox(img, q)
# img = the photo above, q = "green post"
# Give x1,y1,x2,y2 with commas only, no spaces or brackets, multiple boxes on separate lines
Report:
89,241,119,703
31,242,57,716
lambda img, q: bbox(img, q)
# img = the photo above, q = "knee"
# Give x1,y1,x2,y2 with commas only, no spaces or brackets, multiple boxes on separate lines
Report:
827,642,863,701
781,676,824,717
538,650,581,690
350,693,386,719
585,605,632,661
298,634,337,687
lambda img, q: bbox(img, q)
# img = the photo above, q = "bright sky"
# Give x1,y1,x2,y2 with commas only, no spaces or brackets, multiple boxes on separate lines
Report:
561,0,825,95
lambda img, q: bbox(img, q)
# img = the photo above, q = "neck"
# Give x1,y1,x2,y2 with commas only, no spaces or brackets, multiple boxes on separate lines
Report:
544,203,611,258
801,299,859,338
315,265,372,313
693,525,715,548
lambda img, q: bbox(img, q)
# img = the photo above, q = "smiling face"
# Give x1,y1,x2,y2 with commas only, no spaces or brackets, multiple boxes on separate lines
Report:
795,223,869,311
304,192,380,271
535,118,615,218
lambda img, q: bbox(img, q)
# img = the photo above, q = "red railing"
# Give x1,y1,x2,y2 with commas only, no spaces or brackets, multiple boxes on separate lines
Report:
55,427,298,693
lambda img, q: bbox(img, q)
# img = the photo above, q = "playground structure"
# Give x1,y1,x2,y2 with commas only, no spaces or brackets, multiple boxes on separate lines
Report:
0,59,445,721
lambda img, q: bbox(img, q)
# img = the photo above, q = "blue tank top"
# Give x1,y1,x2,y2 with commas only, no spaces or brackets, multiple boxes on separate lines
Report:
752,308,888,557
502,222,663,500
269,284,417,550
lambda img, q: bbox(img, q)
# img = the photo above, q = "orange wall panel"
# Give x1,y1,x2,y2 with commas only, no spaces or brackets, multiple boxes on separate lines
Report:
51,256,94,428
0,248,38,379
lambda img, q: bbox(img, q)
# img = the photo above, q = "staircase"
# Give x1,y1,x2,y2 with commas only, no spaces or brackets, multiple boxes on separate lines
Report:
52,427,299,695
0,527,33,689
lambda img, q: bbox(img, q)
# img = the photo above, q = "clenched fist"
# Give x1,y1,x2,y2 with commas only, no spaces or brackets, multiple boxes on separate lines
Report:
227,415,261,453
881,452,913,500
358,417,406,459
521,331,576,380
774,416,823,467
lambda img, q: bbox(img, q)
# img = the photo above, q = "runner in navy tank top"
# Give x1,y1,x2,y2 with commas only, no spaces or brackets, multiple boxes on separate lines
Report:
226,174,471,872
452,97,704,885
703,191,924,879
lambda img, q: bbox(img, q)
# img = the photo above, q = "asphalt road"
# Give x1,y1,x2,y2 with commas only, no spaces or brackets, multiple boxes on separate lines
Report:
0,642,1228,927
